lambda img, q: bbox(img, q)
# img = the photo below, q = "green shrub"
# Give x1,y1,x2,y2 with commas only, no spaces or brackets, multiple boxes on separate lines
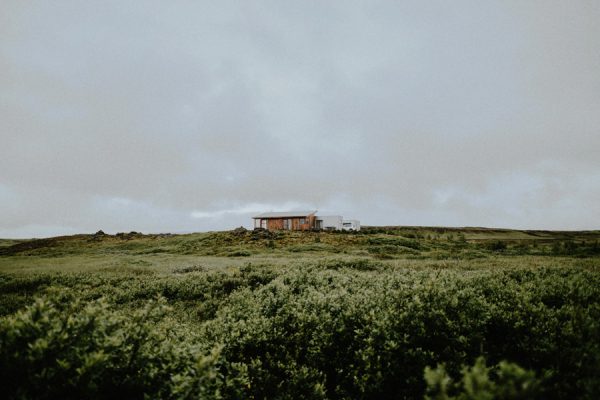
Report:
424,357,542,400
227,250,251,257
367,237,422,249
0,295,246,400
317,258,384,271
486,241,507,252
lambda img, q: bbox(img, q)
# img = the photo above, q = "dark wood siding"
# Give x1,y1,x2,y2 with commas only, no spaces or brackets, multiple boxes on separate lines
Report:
260,215,316,231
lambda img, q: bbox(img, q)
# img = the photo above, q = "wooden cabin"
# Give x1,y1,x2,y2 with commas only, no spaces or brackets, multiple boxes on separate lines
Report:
253,211,317,231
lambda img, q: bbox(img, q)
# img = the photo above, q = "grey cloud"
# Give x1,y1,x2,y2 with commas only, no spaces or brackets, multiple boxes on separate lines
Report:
1,1,599,237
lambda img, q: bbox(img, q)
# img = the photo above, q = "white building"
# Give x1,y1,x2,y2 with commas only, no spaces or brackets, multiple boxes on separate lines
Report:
316,215,343,230
315,215,361,231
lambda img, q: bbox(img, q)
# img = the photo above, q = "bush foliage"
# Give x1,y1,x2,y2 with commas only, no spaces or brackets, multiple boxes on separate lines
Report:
1,261,599,399
0,295,246,399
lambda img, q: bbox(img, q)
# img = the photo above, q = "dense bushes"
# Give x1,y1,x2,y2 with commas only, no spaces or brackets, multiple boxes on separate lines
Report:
0,295,246,399
1,262,599,399
199,265,599,399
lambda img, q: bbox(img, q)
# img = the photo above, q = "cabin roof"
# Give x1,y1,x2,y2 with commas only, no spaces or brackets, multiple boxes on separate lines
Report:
253,211,316,219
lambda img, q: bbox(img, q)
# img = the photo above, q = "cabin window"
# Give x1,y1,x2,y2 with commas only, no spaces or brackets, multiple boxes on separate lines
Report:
299,218,306,225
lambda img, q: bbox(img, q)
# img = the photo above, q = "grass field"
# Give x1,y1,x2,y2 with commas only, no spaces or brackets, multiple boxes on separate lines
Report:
1,227,599,399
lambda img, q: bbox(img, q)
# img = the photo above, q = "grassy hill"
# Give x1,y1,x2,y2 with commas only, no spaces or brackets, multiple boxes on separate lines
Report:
1,227,599,399
1,226,599,273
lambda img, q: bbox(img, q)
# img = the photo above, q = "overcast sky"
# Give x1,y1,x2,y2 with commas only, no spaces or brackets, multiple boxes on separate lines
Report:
1,1,599,237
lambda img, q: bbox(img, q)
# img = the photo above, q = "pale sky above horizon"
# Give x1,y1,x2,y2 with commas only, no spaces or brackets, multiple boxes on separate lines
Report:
1,1,599,238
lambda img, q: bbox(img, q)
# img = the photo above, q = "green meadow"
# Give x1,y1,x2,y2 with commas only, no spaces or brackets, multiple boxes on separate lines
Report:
1,227,599,399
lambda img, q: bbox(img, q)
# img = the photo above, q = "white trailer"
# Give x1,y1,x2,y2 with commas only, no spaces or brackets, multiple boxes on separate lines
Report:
342,220,360,231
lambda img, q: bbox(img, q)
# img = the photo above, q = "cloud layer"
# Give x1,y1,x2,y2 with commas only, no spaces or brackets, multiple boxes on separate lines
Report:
1,1,599,237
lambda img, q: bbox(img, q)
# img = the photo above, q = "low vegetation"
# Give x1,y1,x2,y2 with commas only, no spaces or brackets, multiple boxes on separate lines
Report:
1,227,599,399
